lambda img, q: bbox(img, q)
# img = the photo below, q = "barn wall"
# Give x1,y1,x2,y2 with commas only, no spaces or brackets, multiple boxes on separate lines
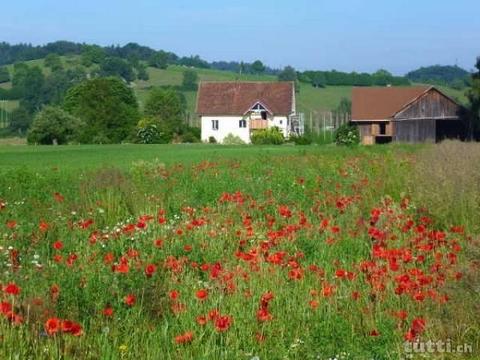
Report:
393,119,436,143
395,89,460,120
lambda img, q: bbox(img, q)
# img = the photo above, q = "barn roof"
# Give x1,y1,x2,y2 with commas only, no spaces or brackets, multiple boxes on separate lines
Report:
196,81,294,116
351,86,433,121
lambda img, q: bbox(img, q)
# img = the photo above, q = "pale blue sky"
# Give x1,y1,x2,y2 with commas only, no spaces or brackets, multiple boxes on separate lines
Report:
1,0,479,74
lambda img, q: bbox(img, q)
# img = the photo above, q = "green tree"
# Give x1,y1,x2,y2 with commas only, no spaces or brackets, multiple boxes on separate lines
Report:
12,65,46,113
182,69,198,90
136,63,150,81
64,77,140,143
466,57,480,139
8,106,32,134
100,57,136,83
311,72,326,88
278,66,297,82
148,51,169,69
81,45,106,67
143,87,186,137
0,66,10,83
27,106,83,145
251,60,265,74
44,53,63,72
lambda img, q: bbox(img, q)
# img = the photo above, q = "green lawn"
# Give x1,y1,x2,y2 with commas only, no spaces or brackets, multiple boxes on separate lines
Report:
0,143,336,171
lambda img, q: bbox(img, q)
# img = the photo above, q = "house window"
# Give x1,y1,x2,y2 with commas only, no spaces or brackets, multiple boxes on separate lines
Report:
279,120,283,125
261,111,267,120
239,119,247,128
212,120,219,131
379,123,386,135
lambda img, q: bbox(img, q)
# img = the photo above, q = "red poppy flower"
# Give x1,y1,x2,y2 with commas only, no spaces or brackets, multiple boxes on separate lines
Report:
145,264,157,277
39,221,49,232
45,317,61,335
124,294,136,307
6,220,17,229
214,315,233,332
196,315,207,325
169,290,180,300
53,241,63,250
103,306,114,317
175,331,194,344
4,283,20,296
195,289,208,301
256,307,273,322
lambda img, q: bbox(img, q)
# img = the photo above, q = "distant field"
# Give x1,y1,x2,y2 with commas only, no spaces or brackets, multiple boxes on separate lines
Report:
0,143,341,171
0,56,469,118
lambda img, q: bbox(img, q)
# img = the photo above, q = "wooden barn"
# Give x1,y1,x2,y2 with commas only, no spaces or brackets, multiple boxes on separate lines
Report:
351,86,464,144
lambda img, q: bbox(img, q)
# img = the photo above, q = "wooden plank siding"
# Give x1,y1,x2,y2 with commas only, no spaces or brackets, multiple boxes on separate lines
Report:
393,119,436,143
394,89,460,121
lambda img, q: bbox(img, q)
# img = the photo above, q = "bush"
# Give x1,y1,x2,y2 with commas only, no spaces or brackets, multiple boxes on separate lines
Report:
27,106,83,145
251,127,284,145
222,133,246,145
208,136,217,144
136,119,173,144
334,123,359,146
180,127,201,143
289,133,312,145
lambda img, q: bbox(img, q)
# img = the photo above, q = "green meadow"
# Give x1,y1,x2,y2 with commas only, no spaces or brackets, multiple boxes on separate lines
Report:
0,142,478,359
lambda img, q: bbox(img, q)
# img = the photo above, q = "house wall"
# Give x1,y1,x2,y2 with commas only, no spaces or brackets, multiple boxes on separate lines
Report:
201,116,251,143
272,116,289,137
201,115,290,143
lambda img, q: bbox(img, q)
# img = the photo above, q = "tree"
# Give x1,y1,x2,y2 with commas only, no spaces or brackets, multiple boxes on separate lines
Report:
12,65,46,113
143,87,186,137
0,66,9,83
81,45,106,67
252,60,265,74
27,106,83,145
136,63,150,81
100,57,136,83
278,66,297,82
64,77,140,143
44,53,63,72
148,51,169,69
8,106,32,134
182,69,198,91
311,72,326,88
466,57,480,139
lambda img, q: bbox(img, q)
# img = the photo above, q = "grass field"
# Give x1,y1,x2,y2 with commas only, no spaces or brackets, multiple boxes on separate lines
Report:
0,142,478,359
0,56,468,120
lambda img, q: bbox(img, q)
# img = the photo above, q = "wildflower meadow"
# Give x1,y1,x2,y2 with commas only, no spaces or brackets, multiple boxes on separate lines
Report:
0,143,478,359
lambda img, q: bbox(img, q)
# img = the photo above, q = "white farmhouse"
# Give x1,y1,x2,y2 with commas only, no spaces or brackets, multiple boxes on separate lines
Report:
196,81,302,143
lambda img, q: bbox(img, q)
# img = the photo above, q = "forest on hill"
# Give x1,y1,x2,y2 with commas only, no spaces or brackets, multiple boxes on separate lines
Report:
406,65,471,89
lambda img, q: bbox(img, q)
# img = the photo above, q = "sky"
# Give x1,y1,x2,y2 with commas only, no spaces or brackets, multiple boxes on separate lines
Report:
1,0,479,75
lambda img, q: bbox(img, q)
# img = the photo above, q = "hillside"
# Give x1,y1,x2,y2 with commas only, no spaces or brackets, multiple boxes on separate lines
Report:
0,56,469,125
406,65,471,89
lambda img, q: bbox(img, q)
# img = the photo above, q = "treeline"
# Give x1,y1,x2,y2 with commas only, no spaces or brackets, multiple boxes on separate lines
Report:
0,41,278,74
406,65,471,90
298,69,410,87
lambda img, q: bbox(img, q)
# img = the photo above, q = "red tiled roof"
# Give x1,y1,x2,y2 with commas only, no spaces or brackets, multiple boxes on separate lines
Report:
196,82,294,116
351,86,431,121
